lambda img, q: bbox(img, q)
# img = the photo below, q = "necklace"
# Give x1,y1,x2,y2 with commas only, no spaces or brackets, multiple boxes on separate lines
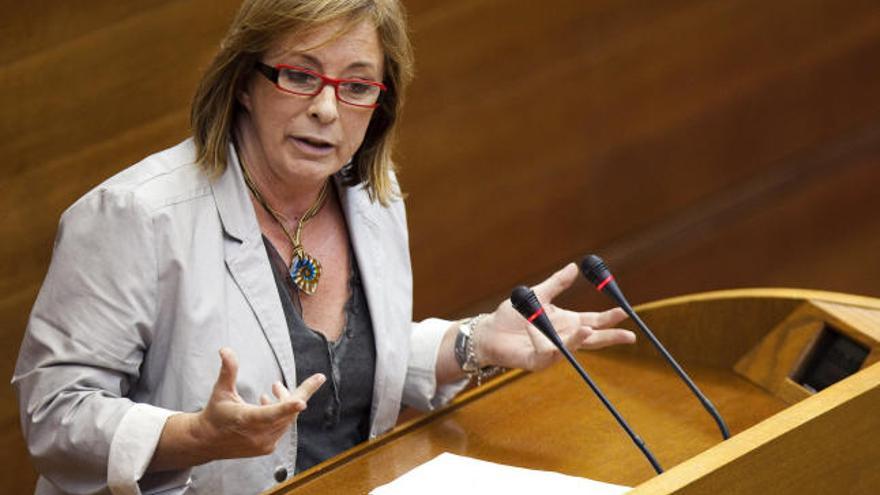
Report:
240,157,329,295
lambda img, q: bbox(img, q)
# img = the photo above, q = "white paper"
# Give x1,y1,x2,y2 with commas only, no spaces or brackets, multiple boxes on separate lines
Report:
370,452,631,495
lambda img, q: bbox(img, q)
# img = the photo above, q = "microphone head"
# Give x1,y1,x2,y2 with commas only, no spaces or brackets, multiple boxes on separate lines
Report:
580,254,612,287
510,285,562,345
510,285,541,317
580,254,630,308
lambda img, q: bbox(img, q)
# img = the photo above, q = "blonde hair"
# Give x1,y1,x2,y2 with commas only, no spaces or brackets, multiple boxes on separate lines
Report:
191,0,413,205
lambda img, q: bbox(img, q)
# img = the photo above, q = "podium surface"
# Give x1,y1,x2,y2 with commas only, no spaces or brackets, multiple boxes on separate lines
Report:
265,289,880,494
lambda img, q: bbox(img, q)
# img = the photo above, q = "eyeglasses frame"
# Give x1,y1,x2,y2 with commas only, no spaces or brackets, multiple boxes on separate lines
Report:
254,62,387,109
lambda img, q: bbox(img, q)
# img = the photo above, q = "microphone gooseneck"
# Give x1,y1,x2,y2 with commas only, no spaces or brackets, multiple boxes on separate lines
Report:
510,286,664,474
580,255,731,440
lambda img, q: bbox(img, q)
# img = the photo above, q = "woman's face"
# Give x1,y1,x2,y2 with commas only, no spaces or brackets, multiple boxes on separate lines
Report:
239,18,384,185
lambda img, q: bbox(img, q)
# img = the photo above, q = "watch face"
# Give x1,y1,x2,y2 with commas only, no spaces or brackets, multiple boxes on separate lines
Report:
454,330,468,369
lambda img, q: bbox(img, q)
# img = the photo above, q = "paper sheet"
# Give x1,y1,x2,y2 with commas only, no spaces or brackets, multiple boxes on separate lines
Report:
370,452,631,495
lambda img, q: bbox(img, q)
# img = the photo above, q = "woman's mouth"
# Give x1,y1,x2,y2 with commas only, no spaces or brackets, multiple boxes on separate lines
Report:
291,136,336,156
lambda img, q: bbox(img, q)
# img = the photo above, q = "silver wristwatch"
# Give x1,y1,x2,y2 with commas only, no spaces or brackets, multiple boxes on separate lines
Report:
454,314,500,384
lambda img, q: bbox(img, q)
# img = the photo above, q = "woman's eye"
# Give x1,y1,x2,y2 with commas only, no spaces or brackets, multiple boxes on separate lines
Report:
283,70,317,86
344,82,372,95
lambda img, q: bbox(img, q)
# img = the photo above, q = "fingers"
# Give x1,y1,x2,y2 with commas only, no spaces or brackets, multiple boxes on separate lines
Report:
249,374,326,423
198,356,325,458
532,262,579,303
580,328,637,350
581,307,628,329
272,382,291,401
559,325,590,352
294,373,327,402
214,347,240,395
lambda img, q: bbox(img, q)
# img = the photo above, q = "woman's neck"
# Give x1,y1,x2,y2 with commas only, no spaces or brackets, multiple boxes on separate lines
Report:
234,121,328,220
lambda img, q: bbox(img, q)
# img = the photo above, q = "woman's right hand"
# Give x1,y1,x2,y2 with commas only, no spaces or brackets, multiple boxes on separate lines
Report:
149,348,325,472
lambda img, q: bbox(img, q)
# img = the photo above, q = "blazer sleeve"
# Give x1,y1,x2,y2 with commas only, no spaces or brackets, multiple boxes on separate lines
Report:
12,187,190,494
403,318,469,411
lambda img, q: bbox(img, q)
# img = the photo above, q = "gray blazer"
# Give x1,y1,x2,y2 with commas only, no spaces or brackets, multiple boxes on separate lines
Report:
13,139,463,494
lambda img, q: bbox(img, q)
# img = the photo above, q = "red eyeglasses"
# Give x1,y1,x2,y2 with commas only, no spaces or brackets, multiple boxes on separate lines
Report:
255,62,386,109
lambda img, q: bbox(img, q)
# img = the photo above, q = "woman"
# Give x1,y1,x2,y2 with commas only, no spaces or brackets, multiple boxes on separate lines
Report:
13,1,634,494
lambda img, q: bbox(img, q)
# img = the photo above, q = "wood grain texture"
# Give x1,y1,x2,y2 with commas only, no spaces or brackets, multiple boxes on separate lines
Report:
733,315,823,404
401,0,880,317
5,1,880,493
264,290,880,494
266,352,787,493
1,2,241,492
631,360,880,494
735,300,880,403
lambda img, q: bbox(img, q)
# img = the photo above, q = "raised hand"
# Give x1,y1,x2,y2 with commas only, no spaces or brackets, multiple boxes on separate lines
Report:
192,348,325,458
477,263,636,371
149,348,325,472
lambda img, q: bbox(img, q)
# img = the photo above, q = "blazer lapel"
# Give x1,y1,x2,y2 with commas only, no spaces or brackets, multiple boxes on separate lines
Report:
210,147,297,388
338,178,394,431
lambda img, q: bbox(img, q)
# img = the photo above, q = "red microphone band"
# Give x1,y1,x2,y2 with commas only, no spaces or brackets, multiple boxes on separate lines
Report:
596,274,615,291
527,307,545,322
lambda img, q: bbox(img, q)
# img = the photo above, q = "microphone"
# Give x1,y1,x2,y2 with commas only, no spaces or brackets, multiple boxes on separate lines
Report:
580,255,730,439
510,286,664,474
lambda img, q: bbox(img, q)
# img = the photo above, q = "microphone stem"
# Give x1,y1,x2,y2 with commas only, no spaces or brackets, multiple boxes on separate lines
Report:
622,305,731,439
557,344,664,474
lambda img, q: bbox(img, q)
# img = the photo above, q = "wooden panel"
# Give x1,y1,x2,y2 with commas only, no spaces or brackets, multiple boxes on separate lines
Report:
734,301,880,403
0,1,174,66
734,316,823,404
267,291,880,494
0,2,239,492
5,1,880,493
630,360,880,494
581,141,880,311
401,0,880,317
267,351,787,493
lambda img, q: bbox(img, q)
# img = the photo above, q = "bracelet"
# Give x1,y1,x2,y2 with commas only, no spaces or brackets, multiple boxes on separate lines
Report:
455,314,502,385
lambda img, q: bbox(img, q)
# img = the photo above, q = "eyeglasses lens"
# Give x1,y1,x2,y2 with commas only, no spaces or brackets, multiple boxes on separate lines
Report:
277,67,381,106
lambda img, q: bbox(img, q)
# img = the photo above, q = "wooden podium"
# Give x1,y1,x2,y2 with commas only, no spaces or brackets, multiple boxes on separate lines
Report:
265,289,880,494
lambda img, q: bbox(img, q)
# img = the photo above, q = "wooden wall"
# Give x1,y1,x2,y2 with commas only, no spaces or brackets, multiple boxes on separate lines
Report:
3,0,880,492
400,0,880,317
1,1,244,491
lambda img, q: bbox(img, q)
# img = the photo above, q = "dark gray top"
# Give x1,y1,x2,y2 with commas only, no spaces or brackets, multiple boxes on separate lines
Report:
263,237,376,473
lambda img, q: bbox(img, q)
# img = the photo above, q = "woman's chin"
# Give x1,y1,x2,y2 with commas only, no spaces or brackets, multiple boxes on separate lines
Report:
279,155,345,183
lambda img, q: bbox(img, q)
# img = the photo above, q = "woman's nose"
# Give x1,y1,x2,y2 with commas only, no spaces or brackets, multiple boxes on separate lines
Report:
307,84,339,124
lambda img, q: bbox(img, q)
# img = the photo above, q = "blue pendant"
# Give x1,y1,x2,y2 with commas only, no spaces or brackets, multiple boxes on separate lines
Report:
290,252,322,295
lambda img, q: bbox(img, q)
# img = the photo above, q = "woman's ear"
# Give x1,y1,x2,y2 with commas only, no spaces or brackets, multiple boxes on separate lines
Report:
237,86,252,112
237,72,255,112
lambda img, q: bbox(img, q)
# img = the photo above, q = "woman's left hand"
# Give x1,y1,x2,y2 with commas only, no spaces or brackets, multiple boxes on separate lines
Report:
476,263,636,371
